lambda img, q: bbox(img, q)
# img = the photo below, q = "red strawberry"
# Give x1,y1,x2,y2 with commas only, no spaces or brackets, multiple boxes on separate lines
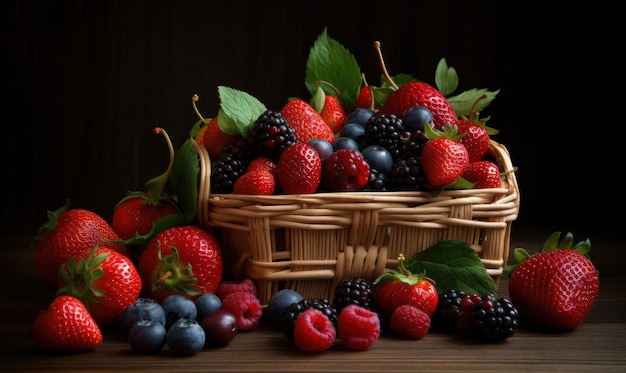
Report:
277,143,322,194
462,161,502,189
320,94,346,133
246,157,278,178
203,116,240,160
138,225,223,303
379,81,458,127
32,295,103,352
280,99,335,144
233,169,276,195
372,254,439,319
506,232,599,331
456,119,491,163
420,136,469,188
32,202,129,285
356,85,373,109
57,246,142,327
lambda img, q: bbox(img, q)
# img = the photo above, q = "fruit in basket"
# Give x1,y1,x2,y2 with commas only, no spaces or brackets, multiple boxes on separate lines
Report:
420,125,470,188
506,231,599,331
138,225,223,303
308,138,334,161
372,254,439,319
363,114,405,160
200,308,238,347
280,99,336,144
320,93,347,133
32,295,103,352
249,110,297,162
57,246,142,327
337,304,380,350
389,304,431,340
462,161,502,189
246,157,278,178
322,148,370,191
293,308,337,352
403,105,435,132
455,95,499,163
211,153,246,194
31,201,129,285
277,143,322,194
233,168,276,195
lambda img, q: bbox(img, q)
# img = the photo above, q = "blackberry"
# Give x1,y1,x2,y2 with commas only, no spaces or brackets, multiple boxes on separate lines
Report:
456,293,519,342
249,110,296,162
281,298,338,342
333,278,373,312
431,289,467,331
389,157,427,191
211,153,245,194
396,129,429,160
363,114,404,160
221,136,255,164
364,168,389,191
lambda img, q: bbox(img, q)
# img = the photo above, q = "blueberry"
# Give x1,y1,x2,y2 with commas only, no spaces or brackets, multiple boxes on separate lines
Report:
166,318,206,355
266,289,304,325
339,123,365,142
403,105,434,132
308,139,334,161
161,295,197,330
128,319,167,354
345,108,375,126
120,298,166,335
194,293,222,321
361,145,393,174
333,137,359,151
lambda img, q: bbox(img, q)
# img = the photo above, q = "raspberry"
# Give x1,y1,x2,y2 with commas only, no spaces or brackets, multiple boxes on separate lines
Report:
322,149,370,191
389,304,431,340
282,298,338,342
293,309,336,352
220,291,263,331
217,278,257,299
337,304,380,350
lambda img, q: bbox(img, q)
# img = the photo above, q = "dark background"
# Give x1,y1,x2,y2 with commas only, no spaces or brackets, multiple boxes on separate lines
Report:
1,0,619,239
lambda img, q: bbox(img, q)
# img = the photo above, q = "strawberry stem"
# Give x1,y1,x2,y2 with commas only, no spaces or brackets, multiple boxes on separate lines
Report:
374,41,398,90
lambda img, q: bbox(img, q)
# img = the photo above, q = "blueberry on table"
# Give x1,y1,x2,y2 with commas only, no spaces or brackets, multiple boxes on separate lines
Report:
166,319,205,355
120,298,166,335
161,295,197,330
128,319,167,354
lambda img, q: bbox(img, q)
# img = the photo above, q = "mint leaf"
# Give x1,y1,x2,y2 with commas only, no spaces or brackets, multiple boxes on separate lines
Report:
404,240,497,295
434,58,459,96
217,86,266,137
305,28,362,111
448,88,500,118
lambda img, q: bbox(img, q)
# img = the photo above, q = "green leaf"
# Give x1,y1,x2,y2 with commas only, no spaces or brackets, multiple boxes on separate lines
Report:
305,28,362,111
435,58,459,96
448,88,499,118
168,139,199,225
217,86,266,137
404,240,497,295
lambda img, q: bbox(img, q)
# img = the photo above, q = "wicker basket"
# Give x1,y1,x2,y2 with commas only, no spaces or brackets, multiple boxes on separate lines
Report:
194,139,520,306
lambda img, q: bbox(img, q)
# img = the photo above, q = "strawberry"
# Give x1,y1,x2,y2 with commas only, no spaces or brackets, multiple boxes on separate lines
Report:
280,99,335,144
455,94,499,163
372,254,439,319
420,125,469,188
112,127,181,241
32,202,130,285
379,81,458,128
232,169,276,195
277,143,322,194
138,225,223,303
203,116,240,160
320,94,346,133
32,295,103,352
246,156,278,178
462,161,502,189
355,85,373,109
57,246,142,327
506,232,599,331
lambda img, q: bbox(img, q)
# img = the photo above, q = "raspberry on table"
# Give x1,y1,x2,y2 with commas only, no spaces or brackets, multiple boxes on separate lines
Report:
217,277,257,299
389,304,431,340
293,309,336,353
337,304,380,350
220,291,263,331
282,298,338,342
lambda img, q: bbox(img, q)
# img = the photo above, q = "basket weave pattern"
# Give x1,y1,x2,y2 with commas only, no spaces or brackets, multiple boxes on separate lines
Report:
194,140,520,306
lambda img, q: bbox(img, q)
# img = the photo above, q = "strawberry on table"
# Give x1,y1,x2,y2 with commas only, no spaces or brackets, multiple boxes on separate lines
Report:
32,295,103,352
57,246,142,327
505,231,600,331
138,225,224,303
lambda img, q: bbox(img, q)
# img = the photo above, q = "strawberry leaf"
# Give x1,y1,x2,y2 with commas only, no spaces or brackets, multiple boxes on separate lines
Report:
404,240,497,295
305,28,362,111
217,86,266,137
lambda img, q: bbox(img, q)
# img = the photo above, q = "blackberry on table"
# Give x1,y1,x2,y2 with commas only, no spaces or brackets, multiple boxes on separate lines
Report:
281,298,338,342
333,278,373,312
211,154,245,194
363,114,404,160
249,110,296,162
456,293,519,342
431,289,467,331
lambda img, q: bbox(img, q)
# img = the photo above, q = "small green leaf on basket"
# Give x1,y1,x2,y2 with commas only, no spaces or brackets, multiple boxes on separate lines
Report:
217,86,267,137
403,240,497,295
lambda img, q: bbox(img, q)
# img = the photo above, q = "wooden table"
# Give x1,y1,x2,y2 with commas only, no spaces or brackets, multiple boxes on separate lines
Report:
3,228,625,372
